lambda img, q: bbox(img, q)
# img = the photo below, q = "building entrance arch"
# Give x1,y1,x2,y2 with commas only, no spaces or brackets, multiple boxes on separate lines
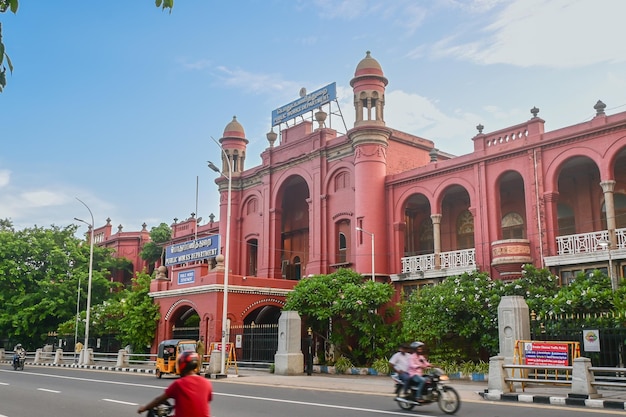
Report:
170,305,200,341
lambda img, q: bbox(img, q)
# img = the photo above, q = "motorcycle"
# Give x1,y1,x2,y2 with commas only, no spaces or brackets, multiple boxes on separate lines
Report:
13,352,25,371
392,368,461,414
146,400,173,417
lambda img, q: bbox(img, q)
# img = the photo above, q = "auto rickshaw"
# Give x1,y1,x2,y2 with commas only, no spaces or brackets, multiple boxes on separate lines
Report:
155,339,197,378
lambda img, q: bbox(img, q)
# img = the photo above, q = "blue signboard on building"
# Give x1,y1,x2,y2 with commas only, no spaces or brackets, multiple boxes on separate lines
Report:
177,270,195,285
271,82,336,126
164,235,220,266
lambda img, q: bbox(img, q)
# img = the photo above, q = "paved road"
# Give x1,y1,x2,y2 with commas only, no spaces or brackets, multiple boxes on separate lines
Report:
1,366,620,417
4,359,626,411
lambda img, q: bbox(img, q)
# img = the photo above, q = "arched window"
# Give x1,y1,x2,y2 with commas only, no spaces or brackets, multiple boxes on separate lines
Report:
456,210,474,249
501,212,525,239
557,203,575,236
246,239,258,277
418,218,434,254
334,171,350,191
246,198,258,215
338,232,347,263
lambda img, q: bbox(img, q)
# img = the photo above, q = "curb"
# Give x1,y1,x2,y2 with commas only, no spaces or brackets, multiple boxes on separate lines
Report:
2,360,155,374
480,390,626,410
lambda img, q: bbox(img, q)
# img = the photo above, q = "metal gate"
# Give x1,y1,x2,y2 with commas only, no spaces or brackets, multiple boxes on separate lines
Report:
172,326,200,341
229,324,278,363
531,312,626,367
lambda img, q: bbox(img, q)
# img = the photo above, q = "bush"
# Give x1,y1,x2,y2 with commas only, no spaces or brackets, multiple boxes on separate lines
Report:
334,356,354,374
371,357,390,374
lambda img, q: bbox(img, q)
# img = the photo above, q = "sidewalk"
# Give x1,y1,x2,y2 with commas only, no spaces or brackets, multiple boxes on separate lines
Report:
7,360,626,410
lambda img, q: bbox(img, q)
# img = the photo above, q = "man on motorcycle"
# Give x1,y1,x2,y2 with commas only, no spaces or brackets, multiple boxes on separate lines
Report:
137,350,213,417
13,343,25,365
389,343,412,399
408,341,432,401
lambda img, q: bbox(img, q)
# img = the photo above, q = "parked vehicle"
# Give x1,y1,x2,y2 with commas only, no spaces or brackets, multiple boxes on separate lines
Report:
392,368,461,414
13,351,25,371
155,339,197,378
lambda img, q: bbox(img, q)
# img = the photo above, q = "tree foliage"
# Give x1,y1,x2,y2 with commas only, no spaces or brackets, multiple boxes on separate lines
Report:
0,222,114,349
284,268,395,365
0,0,18,91
140,222,172,270
58,271,160,353
401,265,623,364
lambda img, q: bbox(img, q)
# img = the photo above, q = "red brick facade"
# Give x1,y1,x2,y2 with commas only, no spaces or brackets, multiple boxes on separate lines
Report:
93,52,626,352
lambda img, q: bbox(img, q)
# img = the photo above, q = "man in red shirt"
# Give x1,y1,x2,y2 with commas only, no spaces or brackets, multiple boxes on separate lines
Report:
138,350,213,417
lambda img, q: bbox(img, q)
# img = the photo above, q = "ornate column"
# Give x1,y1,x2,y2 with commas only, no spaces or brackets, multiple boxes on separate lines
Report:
431,214,442,269
601,180,617,247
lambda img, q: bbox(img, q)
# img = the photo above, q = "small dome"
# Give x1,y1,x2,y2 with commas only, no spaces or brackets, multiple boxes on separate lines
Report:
223,116,245,138
354,51,384,77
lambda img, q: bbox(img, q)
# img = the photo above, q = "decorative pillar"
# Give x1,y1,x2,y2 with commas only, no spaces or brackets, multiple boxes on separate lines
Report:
600,180,617,247
497,296,530,364
431,214,442,269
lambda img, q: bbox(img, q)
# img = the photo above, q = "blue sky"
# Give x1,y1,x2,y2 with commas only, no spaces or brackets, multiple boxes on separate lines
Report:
2,0,626,233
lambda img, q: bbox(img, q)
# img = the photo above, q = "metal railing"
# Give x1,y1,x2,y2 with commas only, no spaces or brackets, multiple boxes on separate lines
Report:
489,356,626,396
401,248,476,274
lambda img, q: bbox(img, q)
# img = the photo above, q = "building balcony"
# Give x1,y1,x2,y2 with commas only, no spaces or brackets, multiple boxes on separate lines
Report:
544,228,626,267
392,248,476,281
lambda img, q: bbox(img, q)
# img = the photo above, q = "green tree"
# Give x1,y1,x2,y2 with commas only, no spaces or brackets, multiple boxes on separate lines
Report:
401,271,506,362
0,0,17,91
0,222,114,349
115,271,160,353
57,271,160,353
140,222,172,271
284,268,394,365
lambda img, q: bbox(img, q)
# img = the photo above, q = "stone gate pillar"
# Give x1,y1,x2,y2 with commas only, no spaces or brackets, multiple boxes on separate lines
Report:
274,311,304,375
497,295,530,364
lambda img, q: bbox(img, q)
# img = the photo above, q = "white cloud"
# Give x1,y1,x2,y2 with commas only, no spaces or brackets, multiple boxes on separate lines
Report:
214,66,301,96
435,0,626,68
0,170,10,187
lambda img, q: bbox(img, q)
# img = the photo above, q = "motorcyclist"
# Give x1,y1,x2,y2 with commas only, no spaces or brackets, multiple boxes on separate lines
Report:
13,343,25,367
408,341,432,401
389,343,412,399
138,350,213,417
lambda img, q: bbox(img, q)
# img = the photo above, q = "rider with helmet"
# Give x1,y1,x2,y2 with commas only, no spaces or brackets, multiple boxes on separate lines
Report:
389,343,412,398
13,343,25,367
138,350,213,416
408,341,432,401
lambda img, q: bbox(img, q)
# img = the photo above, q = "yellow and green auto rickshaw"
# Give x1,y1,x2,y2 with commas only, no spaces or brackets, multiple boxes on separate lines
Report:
155,339,197,378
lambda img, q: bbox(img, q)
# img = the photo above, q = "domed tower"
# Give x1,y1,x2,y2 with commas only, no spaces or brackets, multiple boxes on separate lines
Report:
351,50,388,127
349,51,391,278
219,116,249,174
213,116,248,278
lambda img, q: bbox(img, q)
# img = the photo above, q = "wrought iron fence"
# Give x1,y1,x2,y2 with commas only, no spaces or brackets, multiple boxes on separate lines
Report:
229,323,278,363
531,311,626,367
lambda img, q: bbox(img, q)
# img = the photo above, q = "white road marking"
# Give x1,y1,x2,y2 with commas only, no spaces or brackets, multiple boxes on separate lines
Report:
216,392,427,416
37,388,60,393
103,398,138,405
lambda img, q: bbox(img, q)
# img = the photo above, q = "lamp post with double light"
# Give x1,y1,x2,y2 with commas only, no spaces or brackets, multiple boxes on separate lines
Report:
208,140,232,376
74,197,94,365
599,239,616,291
355,227,375,282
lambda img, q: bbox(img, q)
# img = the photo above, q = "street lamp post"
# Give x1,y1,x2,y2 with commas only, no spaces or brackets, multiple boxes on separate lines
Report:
356,227,375,281
75,197,94,366
599,239,616,291
74,267,81,363
208,138,232,376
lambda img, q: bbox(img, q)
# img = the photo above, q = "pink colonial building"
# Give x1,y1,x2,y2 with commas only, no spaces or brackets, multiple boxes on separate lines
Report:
94,52,626,353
